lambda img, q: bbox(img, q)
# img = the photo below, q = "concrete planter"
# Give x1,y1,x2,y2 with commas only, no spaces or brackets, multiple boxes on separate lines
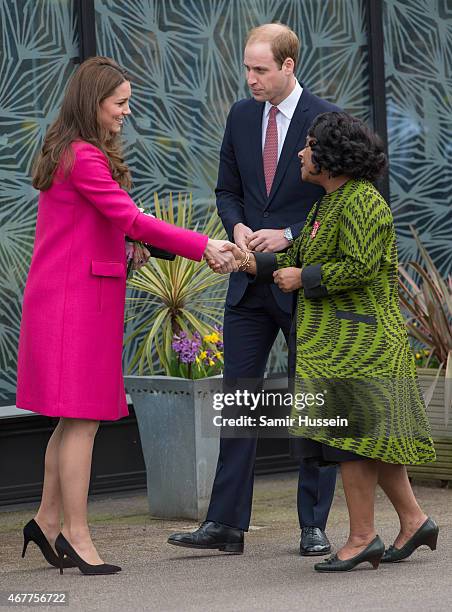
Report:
124,375,222,520
408,368,452,484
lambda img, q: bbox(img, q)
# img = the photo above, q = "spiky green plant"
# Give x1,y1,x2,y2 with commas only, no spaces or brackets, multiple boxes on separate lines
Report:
124,193,228,375
398,225,452,424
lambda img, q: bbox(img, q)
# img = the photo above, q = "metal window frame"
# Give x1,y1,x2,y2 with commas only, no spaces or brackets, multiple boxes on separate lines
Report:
75,0,96,62
365,0,390,202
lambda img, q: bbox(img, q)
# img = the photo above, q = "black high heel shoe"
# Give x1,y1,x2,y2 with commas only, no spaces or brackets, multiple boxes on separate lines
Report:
22,519,76,569
314,535,385,572
381,516,439,563
54,533,121,575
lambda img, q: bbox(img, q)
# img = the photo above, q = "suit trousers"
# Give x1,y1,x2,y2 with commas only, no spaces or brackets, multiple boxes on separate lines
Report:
206,283,337,531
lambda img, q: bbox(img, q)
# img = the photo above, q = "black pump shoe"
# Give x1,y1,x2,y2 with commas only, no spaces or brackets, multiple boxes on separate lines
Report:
168,521,244,554
54,533,121,575
381,517,439,563
314,535,385,572
22,519,76,569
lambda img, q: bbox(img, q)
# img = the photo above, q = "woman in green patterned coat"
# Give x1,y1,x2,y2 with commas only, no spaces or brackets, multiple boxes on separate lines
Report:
219,112,438,572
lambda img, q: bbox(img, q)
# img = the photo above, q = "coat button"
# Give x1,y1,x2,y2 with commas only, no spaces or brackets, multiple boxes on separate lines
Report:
263,212,269,217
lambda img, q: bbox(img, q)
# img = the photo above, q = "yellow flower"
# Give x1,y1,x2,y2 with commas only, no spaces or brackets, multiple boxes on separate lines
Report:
209,359,215,366
204,332,220,344
199,351,207,359
195,356,201,364
423,350,429,356
215,352,223,359
415,353,421,359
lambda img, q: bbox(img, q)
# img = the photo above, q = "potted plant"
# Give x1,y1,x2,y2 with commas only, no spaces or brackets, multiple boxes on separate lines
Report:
398,225,452,483
123,193,228,519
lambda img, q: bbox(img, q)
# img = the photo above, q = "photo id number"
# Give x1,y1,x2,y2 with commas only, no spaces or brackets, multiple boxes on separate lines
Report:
0,592,68,606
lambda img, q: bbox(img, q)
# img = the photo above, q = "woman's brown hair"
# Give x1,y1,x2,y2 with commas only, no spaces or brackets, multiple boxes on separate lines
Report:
32,56,132,191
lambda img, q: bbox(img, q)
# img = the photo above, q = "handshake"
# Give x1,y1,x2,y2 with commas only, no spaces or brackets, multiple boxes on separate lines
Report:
203,229,303,293
203,239,246,274
203,223,295,277
203,222,293,275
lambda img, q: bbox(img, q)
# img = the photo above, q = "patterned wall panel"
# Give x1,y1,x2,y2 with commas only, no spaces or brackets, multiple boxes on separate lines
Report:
383,0,452,273
94,0,370,373
0,0,78,405
0,1,448,403
94,0,370,205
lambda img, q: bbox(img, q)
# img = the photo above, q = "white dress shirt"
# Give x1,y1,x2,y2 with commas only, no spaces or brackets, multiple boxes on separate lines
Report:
261,79,303,159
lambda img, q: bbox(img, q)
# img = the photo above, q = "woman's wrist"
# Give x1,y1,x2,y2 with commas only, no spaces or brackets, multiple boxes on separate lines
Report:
238,250,251,271
236,250,256,274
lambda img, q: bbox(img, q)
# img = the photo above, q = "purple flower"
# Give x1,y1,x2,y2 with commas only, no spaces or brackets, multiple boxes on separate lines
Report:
172,331,187,353
172,331,202,364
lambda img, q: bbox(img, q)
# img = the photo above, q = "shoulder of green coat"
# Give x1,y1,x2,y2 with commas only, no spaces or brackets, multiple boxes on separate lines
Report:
344,179,393,227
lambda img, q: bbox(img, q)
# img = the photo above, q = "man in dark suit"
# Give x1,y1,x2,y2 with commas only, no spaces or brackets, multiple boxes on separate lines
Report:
168,23,337,556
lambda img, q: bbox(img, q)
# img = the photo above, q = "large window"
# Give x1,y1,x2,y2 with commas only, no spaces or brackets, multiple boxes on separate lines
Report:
1,0,449,403
94,0,370,204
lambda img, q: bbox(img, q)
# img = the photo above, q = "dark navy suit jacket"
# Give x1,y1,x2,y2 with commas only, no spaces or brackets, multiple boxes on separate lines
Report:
216,87,339,313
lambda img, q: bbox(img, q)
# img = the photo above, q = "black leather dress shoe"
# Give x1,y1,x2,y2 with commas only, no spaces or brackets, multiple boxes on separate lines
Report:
300,527,331,556
381,516,439,563
167,521,244,554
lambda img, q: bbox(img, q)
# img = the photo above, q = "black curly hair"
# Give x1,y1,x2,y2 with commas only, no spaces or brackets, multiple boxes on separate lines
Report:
307,112,387,181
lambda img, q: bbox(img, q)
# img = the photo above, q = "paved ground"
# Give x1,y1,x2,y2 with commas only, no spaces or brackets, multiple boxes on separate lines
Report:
0,473,451,612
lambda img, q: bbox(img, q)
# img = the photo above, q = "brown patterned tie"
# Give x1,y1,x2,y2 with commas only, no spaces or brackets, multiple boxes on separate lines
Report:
263,105,279,195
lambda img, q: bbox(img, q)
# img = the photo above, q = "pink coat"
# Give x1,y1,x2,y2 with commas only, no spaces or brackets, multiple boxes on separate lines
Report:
16,141,208,420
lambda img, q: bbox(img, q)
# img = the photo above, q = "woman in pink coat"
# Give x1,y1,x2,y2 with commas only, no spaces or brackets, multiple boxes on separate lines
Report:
17,56,234,575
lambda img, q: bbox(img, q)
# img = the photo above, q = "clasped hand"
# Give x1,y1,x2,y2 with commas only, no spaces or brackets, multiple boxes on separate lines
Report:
126,242,151,270
246,228,291,252
233,224,289,253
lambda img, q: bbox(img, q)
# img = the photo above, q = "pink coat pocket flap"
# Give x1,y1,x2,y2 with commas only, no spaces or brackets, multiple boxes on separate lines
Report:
91,261,125,278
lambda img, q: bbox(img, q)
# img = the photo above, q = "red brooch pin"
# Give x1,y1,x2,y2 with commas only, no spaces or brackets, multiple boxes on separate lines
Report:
310,221,320,239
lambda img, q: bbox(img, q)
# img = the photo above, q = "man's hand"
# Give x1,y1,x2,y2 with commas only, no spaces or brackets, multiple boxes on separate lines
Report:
247,229,291,252
204,239,238,274
233,223,253,250
273,267,302,292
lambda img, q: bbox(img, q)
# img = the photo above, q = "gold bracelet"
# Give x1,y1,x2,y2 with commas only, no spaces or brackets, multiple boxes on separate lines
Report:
238,250,251,272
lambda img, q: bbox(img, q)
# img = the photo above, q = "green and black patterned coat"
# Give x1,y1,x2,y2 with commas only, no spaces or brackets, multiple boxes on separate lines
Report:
258,178,435,465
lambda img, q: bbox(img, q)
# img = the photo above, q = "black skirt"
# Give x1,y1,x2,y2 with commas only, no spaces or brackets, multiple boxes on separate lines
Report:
290,437,365,466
